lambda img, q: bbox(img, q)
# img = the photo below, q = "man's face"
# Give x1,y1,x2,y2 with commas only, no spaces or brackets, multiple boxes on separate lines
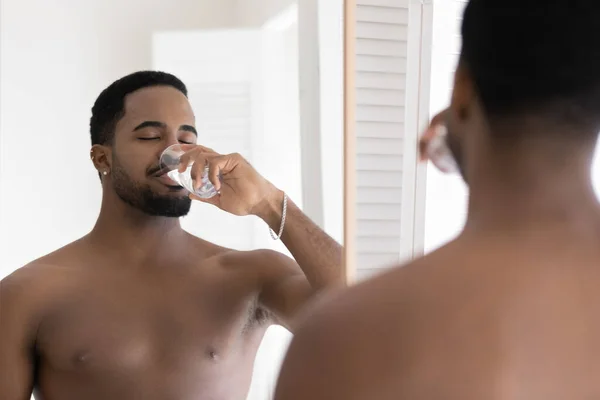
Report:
109,86,197,217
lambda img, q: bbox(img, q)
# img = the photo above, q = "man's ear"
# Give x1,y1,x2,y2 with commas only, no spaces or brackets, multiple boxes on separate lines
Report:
450,60,476,123
90,144,112,176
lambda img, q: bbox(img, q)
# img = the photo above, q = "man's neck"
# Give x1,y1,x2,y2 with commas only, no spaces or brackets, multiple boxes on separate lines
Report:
88,195,188,263
465,137,600,234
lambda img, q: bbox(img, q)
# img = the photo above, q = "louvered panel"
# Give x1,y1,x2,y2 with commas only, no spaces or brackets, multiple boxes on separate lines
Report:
357,154,403,171
358,220,403,236
355,0,411,281
357,203,402,221
356,71,406,90
356,23,408,40
357,121,403,138
357,137,403,155
356,55,407,74
357,105,404,123
357,39,408,56
357,4,409,24
357,171,404,189
357,188,403,203
357,89,405,107
358,0,410,9
357,237,402,253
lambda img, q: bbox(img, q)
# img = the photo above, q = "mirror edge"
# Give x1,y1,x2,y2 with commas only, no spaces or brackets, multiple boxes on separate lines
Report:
343,0,357,285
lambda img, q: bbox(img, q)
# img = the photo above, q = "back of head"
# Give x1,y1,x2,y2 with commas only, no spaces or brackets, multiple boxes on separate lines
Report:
90,71,188,147
460,0,600,137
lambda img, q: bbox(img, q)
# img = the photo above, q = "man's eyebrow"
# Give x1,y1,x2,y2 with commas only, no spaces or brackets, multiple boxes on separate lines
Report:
180,125,198,136
133,121,167,131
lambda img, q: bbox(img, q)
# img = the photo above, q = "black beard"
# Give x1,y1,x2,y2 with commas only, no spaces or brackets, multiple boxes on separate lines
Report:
111,156,191,217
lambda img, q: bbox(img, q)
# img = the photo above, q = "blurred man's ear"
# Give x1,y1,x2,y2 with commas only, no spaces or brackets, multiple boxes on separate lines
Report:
450,60,476,123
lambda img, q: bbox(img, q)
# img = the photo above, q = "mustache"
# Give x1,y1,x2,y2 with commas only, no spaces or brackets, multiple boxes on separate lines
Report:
147,163,169,177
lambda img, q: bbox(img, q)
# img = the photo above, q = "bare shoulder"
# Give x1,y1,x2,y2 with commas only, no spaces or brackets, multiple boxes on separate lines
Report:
215,247,300,281
183,233,295,270
182,228,297,271
183,236,300,296
1,238,91,312
274,249,453,400
0,261,61,328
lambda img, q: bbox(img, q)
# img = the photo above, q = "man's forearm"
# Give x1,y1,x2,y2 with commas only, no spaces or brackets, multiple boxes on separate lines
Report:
256,188,344,289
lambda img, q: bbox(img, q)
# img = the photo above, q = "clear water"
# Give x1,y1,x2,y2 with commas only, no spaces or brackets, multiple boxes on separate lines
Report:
167,165,218,199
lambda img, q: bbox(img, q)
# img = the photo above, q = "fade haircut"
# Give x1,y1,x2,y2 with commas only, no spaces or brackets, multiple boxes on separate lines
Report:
90,71,188,146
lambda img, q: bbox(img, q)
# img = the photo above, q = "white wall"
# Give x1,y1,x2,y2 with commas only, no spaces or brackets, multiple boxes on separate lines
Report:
234,0,296,26
0,0,237,278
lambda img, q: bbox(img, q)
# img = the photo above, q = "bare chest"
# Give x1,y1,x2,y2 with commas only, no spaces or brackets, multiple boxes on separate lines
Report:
35,267,265,378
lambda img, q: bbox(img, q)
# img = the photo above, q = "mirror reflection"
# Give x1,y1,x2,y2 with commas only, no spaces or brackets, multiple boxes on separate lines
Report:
0,1,344,399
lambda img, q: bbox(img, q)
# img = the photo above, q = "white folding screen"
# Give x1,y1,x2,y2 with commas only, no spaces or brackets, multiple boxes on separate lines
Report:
353,0,426,281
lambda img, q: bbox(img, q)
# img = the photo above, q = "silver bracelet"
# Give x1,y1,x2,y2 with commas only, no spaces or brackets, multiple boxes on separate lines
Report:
269,192,288,240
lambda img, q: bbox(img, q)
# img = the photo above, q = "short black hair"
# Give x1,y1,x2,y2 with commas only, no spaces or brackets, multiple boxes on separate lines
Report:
460,0,600,132
90,71,188,146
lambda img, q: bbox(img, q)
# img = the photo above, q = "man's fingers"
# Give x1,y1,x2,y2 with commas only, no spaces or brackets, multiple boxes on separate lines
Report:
178,146,220,173
175,146,243,193
189,155,209,190
177,149,198,173
196,144,217,154
207,157,228,192
419,108,450,161
189,192,220,206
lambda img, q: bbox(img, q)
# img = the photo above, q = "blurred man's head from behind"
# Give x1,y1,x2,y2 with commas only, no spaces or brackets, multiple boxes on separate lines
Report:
445,0,600,180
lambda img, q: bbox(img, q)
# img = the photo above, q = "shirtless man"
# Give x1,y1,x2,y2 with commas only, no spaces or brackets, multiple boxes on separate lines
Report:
274,0,600,399
0,71,343,400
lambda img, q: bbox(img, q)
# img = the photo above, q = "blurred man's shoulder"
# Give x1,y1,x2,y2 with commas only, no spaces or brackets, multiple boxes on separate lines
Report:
291,242,465,348
274,252,448,400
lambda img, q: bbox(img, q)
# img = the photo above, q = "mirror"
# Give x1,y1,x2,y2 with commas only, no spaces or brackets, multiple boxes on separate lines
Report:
0,0,344,399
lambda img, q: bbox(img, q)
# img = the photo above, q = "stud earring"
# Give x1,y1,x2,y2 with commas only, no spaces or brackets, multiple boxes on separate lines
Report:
103,171,108,176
